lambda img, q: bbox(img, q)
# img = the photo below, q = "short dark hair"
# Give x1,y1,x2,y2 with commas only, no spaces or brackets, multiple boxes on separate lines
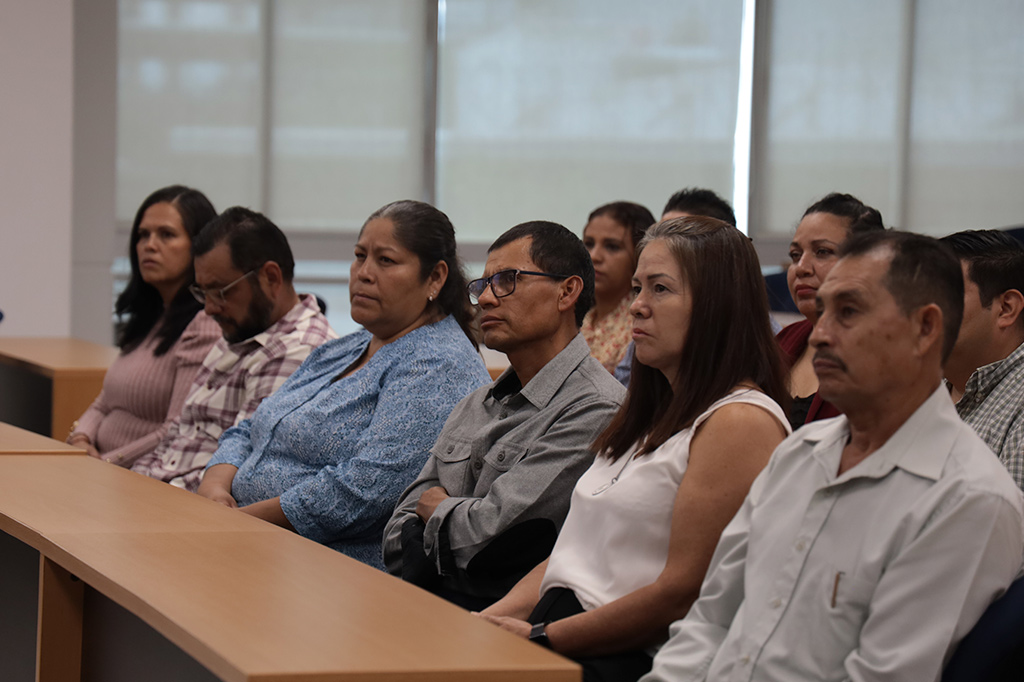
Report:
117,185,218,355
662,187,736,225
587,201,656,256
840,231,964,362
365,200,478,348
803,193,885,235
489,221,595,327
193,207,295,282
940,229,1024,309
593,216,789,461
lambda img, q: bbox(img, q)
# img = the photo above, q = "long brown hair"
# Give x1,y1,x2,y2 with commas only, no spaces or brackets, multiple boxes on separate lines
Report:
117,185,217,355
593,217,789,461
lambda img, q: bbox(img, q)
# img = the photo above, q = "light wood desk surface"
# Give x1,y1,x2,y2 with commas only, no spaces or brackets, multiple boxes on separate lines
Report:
0,456,579,682
0,337,119,438
0,422,86,455
0,337,120,377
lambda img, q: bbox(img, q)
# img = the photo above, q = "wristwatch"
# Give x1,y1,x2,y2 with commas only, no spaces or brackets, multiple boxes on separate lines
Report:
528,621,552,649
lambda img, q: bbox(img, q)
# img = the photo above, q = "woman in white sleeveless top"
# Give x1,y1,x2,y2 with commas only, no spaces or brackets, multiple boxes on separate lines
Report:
480,217,792,682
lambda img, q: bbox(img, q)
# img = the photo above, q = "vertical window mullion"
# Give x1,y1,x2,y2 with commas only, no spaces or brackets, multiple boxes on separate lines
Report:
890,0,916,230
257,0,275,214
732,0,757,236
422,1,441,205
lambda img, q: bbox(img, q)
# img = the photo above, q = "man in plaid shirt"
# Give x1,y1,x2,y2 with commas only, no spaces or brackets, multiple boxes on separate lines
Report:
131,207,336,491
941,229,1024,490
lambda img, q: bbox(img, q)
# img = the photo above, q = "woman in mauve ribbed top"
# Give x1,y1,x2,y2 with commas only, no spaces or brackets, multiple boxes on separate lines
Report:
69,185,220,466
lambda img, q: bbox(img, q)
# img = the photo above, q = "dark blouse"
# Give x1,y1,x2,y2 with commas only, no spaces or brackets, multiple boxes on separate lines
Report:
776,319,841,427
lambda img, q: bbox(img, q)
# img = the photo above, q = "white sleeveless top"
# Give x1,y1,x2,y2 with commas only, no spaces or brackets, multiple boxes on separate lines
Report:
540,388,789,611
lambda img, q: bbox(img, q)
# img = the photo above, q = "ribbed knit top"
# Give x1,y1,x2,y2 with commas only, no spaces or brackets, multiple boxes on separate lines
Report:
72,311,220,466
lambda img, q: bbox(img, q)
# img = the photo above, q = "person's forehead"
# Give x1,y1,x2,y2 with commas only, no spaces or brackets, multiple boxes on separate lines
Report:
139,202,182,228
793,211,849,246
356,217,399,250
194,242,240,284
635,239,677,276
484,237,538,275
585,215,629,240
818,250,892,300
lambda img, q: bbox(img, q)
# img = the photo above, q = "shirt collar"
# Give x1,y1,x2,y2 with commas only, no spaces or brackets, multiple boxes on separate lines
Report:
488,333,591,408
962,340,1024,403
804,384,957,484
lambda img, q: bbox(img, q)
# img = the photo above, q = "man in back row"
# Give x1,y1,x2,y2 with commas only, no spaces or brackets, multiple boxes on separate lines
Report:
131,207,335,490
384,221,624,609
643,231,1023,682
941,229,1024,490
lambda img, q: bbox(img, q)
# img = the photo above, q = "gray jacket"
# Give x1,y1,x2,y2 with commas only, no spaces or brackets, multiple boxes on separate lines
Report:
383,334,625,602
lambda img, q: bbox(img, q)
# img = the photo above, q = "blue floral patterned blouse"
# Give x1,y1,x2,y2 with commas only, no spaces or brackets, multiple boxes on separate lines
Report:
208,315,490,569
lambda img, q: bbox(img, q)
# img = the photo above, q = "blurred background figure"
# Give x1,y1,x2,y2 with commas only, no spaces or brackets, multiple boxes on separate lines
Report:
582,201,656,373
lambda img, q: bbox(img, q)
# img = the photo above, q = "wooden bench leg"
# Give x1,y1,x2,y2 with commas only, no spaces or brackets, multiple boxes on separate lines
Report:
36,557,83,682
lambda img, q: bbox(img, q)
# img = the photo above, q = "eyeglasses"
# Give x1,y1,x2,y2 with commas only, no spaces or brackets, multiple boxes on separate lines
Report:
466,269,571,304
189,269,257,305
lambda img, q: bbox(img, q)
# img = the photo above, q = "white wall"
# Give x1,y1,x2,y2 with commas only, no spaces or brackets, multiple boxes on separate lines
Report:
0,0,117,342
0,0,75,336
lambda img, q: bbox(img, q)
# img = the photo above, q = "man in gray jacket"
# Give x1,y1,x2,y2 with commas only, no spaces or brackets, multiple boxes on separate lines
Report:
384,221,625,610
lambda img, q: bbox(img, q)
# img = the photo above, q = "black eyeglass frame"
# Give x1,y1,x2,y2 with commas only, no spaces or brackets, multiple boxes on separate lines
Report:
188,269,258,305
467,269,572,304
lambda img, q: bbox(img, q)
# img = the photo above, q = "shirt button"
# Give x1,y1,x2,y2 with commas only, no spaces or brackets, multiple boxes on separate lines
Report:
770,597,782,609
499,411,508,419
740,655,750,665
795,540,806,551
497,451,505,462
473,460,483,470
446,445,454,454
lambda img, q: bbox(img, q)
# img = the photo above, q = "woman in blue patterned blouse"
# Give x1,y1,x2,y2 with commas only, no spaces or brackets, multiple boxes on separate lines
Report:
197,201,491,568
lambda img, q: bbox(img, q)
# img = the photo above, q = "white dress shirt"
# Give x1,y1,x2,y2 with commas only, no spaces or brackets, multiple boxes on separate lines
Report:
642,385,1024,682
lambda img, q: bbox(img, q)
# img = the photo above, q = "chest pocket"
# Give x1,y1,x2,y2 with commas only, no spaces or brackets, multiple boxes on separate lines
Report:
483,441,528,474
806,562,876,673
433,436,473,492
435,437,472,465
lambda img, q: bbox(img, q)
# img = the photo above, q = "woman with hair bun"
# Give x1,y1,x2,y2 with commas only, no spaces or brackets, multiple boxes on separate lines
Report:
198,200,491,569
581,201,656,372
778,192,884,430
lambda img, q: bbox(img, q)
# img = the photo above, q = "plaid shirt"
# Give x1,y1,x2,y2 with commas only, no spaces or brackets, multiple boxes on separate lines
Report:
131,295,336,491
956,340,1024,490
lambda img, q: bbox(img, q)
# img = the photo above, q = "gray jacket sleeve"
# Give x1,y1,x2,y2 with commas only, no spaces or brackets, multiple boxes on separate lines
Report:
382,450,440,575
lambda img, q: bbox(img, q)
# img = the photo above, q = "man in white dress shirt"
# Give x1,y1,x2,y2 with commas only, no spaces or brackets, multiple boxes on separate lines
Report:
643,231,1024,682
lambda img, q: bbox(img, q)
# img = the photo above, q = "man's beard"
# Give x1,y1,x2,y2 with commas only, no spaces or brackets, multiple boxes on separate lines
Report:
222,284,276,344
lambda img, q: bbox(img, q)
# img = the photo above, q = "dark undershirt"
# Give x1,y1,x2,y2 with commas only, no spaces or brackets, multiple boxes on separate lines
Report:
789,394,815,431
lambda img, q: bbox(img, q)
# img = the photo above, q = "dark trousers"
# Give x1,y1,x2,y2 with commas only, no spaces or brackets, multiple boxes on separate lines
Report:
529,588,653,682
